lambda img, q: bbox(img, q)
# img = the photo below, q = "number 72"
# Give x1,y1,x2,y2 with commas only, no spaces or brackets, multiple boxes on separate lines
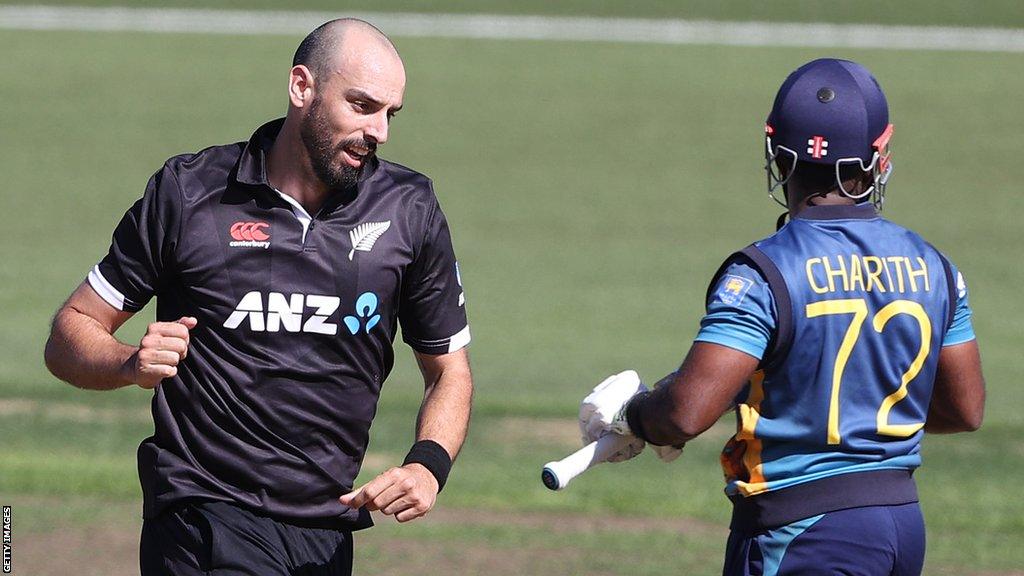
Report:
805,298,932,445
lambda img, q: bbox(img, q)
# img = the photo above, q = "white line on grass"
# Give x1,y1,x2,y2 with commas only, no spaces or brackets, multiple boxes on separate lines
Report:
1,5,1023,53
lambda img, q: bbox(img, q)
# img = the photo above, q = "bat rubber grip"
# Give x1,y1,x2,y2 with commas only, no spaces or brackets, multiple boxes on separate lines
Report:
541,433,634,491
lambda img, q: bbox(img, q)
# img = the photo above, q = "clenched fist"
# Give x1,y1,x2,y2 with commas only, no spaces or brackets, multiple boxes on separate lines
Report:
339,464,439,523
128,316,197,389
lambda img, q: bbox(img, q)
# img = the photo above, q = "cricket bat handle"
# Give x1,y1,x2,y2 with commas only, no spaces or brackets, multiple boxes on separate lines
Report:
541,433,634,490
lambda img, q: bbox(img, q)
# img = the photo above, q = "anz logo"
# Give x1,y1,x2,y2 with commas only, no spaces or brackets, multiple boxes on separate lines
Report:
343,292,381,335
223,291,382,336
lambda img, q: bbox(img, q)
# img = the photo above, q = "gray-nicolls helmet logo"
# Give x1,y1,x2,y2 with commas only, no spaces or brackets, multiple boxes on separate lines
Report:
764,58,894,209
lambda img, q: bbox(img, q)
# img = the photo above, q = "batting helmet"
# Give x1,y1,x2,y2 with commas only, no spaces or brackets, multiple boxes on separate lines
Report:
765,58,894,208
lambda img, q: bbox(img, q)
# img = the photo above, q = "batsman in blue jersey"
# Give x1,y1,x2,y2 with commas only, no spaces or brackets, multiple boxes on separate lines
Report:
578,58,986,575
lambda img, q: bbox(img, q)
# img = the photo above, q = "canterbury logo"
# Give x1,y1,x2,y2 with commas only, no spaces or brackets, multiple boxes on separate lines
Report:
229,222,270,249
348,221,391,260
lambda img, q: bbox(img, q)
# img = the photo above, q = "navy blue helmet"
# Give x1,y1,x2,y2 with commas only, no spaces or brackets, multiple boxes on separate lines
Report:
765,58,894,207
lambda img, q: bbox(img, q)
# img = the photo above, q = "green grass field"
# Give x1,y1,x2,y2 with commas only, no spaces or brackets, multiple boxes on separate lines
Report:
1,4,1022,575
4,0,1024,27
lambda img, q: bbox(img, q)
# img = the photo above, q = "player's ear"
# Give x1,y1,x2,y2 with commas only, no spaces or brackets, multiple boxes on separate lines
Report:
288,65,315,108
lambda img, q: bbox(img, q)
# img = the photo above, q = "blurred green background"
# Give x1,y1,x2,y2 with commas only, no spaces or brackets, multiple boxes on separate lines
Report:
1,2,1021,574
9,0,1024,27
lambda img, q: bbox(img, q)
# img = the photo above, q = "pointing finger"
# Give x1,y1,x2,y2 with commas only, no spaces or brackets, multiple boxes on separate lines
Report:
338,487,363,508
367,482,408,513
339,470,400,510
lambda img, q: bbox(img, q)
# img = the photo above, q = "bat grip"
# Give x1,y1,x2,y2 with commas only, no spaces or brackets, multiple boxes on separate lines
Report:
541,433,634,490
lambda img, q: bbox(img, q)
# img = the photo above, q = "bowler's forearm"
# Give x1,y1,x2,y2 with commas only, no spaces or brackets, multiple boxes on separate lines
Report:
415,361,473,459
45,306,137,390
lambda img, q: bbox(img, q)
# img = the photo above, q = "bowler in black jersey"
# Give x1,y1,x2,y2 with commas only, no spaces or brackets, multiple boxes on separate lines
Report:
44,19,473,575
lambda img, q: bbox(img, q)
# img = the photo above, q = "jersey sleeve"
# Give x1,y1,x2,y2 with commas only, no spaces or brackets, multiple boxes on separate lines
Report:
694,261,777,360
399,197,470,355
942,263,976,346
87,164,182,312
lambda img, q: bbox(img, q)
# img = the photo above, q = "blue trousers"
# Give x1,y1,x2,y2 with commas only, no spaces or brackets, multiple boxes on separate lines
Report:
723,503,925,576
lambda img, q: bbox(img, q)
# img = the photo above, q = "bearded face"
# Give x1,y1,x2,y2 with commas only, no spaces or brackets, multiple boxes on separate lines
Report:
299,94,376,191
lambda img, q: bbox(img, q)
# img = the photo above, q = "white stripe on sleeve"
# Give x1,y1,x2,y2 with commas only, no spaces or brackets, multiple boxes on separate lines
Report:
87,265,127,310
447,325,471,353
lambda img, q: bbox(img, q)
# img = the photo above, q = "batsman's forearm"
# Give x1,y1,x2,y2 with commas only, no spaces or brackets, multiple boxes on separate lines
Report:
627,383,696,446
44,307,137,390
630,343,760,446
925,341,985,434
415,364,473,459
924,416,977,434
924,400,984,433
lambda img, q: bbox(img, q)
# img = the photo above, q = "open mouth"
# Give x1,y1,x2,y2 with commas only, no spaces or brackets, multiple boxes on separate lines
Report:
341,144,373,168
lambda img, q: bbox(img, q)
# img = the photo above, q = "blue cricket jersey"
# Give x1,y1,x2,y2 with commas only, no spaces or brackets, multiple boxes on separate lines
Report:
695,203,975,530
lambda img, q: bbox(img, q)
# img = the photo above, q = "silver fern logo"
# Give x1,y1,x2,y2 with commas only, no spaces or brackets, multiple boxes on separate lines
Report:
348,221,391,260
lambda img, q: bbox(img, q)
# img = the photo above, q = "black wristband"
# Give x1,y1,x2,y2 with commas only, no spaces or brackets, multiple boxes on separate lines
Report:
625,390,654,444
403,440,453,492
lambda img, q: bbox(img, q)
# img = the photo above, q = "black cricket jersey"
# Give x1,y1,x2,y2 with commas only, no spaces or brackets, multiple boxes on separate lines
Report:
87,119,470,528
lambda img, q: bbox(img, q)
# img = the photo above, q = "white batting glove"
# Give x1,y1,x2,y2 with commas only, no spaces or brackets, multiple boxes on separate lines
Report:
579,370,648,462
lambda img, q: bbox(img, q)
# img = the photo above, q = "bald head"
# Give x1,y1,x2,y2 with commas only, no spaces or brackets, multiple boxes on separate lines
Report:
293,19,400,86
283,18,406,193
